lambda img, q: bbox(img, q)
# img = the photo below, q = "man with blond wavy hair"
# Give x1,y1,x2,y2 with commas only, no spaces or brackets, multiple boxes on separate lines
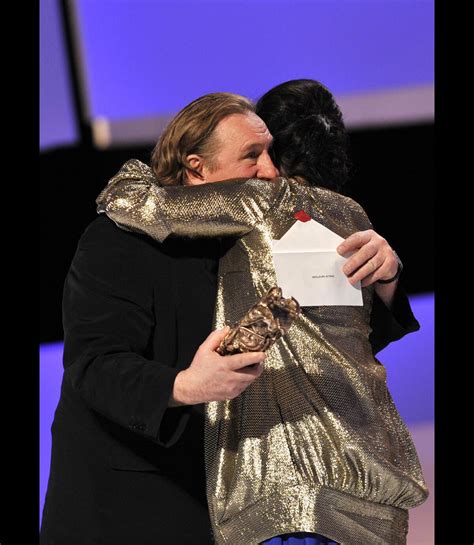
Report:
41,92,280,545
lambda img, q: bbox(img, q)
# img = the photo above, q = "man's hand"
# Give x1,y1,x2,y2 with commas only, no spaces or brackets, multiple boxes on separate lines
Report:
169,326,266,406
336,229,399,288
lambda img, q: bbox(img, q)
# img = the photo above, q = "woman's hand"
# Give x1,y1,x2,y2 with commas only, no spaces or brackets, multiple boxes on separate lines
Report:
336,229,399,288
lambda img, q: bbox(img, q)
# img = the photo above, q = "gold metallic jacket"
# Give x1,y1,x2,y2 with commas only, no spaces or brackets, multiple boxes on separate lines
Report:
96,160,428,545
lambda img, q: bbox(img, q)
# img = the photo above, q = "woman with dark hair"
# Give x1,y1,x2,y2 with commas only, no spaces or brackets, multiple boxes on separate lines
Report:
252,80,420,545
256,79,414,343
96,85,426,545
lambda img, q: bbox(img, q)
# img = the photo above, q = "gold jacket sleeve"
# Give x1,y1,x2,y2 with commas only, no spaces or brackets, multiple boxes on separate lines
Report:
96,159,287,242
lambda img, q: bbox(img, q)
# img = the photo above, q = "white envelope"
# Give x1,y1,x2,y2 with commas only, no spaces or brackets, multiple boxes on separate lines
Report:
271,218,362,306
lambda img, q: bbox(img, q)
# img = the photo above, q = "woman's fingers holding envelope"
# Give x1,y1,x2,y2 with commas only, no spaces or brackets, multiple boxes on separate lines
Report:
337,229,398,287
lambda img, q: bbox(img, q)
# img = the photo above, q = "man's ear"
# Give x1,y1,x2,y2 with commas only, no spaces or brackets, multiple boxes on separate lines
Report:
185,154,207,185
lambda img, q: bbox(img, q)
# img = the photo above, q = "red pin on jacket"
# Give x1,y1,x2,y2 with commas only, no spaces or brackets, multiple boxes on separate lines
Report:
293,210,312,222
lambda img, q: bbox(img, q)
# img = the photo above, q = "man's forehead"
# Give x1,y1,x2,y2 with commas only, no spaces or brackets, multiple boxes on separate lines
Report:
216,112,272,145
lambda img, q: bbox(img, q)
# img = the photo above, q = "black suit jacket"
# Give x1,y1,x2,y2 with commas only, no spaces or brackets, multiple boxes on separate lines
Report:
40,215,419,545
40,216,222,544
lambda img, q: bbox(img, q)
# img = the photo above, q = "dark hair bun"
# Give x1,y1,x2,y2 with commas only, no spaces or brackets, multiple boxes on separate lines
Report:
256,79,352,193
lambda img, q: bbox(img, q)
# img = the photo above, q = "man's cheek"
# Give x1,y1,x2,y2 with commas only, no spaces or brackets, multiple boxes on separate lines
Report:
243,166,258,178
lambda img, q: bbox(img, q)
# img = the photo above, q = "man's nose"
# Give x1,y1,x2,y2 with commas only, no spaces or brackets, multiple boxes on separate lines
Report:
257,151,279,179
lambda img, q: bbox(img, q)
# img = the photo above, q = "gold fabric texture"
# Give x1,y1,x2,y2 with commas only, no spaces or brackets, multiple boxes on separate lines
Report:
97,160,428,545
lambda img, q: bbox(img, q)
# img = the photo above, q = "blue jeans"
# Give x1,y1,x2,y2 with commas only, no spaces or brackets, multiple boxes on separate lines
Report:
260,532,339,545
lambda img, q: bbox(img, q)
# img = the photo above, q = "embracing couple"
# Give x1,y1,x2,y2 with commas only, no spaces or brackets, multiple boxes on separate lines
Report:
40,79,427,545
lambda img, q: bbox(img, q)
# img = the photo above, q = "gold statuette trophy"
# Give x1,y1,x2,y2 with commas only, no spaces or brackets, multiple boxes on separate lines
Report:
216,286,300,356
